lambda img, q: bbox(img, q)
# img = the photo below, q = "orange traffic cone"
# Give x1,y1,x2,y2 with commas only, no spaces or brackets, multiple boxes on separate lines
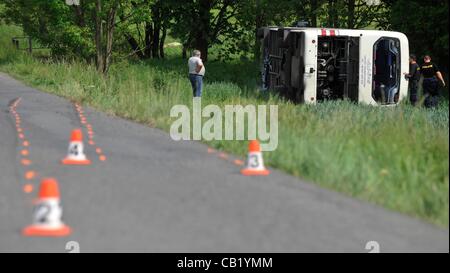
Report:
61,129,91,165
241,140,270,176
22,178,72,237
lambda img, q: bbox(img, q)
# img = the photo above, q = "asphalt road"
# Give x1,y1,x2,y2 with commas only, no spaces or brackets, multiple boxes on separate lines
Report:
0,72,448,252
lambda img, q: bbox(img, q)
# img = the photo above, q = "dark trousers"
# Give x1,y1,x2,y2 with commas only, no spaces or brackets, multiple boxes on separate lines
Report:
189,74,203,97
408,80,419,106
423,77,439,108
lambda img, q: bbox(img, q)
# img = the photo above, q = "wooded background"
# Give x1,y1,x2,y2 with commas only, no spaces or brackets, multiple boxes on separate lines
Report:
0,0,448,74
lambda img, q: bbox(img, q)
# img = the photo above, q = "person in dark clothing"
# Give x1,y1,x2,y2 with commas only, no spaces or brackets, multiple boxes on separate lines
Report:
420,55,446,108
404,54,421,105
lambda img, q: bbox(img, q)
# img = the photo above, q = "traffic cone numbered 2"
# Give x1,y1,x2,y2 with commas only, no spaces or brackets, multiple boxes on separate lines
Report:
22,178,72,237
61,129,91,165
241,140,270,176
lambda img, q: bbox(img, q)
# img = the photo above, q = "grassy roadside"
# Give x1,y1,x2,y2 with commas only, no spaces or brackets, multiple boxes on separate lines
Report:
1,24,448,227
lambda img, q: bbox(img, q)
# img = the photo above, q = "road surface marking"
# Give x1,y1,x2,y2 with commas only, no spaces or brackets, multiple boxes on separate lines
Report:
207,146,246,168
233,159,245,166
21,159,32,166
23,184,33,193
25,171,36,180
218,153,228,159
74,103,106,162
10,98,41,190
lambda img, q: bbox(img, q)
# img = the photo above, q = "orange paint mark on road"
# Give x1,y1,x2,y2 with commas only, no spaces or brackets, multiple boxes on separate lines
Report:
23,184,33,193
23,141,30,147
18,133,25,139
21,149,29,156
73,102,106,163
233,159,245,166
21,159,32,166
218,153,228,159
25,171,36,180
207,148,216,154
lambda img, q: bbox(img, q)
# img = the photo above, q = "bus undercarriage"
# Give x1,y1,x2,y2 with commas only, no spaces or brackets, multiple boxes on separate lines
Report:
259,27,401,105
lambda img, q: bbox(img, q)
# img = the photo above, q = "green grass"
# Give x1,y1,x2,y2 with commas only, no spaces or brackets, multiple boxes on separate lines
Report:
1,24,448,227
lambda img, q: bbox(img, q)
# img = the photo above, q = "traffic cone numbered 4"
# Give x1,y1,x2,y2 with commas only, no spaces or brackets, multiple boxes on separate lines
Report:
22,178,72,237
61,129,91,165
241,140,270,176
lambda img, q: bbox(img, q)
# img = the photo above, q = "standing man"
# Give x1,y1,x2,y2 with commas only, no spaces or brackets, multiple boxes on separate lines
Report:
404,54,421,105
188,50,205,97
420,55,446,108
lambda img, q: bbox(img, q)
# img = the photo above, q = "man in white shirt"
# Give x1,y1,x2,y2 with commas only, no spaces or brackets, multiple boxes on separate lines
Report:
188,50,205,97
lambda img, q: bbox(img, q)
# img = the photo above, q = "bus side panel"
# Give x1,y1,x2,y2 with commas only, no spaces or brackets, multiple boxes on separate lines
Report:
303,32,318,104
399,34,409,103
358,35,378,105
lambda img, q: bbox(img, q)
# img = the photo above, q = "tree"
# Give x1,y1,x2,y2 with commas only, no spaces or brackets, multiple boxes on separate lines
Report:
389,0,448,73
236,0,314,62
318,0,387,29
344,0,387,29
4,0,445,75
0,0,127,74
94,0,120,74
117,0,172,60
171,0,242,62
327,0,339,27
0,0,95,59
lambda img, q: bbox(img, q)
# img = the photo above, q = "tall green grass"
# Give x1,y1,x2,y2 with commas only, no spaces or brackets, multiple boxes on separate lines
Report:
1,24,448,226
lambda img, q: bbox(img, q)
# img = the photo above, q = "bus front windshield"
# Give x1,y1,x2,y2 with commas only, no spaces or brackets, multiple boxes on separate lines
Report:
372,38,401,104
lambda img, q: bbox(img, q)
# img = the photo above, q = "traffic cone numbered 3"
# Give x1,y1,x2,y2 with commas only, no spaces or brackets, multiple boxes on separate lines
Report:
61,129,91,165
22,178,72,237
241,140,270,176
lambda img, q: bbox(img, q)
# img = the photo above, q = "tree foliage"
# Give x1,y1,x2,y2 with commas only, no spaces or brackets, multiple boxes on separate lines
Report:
0,0,448,73
1,0,94,59
389,0,449,72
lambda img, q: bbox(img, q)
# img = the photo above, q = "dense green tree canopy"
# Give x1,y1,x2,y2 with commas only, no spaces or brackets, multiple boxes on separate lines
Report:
389,0,448,72
0,0,448,73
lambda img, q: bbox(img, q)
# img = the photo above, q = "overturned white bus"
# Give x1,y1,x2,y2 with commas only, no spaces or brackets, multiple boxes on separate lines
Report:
258,27,409,105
